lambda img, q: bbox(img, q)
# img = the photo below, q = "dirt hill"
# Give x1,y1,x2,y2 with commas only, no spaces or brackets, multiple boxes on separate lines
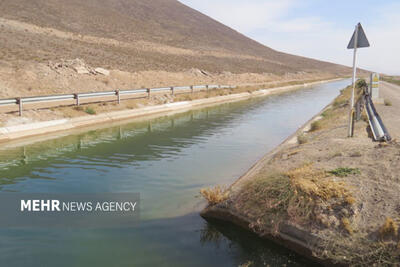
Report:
0,0,350,75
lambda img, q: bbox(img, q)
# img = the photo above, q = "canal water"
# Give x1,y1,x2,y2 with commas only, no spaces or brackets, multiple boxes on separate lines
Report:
0,80,349,266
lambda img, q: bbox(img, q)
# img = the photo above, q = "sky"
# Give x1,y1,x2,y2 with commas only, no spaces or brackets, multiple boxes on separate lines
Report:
179,0,400,75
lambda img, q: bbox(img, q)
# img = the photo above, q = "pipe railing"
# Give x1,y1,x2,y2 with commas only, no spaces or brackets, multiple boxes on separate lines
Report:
0,84,236,116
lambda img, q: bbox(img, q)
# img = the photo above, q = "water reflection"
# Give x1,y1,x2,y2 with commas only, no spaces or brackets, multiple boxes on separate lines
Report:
200,217,320,266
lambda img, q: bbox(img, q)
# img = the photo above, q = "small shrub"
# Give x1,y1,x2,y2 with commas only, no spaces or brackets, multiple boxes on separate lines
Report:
350,151,362,157
310,121,322,132
380,217,398,239
384,99,392,106
328,167,360,177
85,107,96,115
342,217,353,235
200,186,229,206
331,152,343,158
297,133,308,144
356,79,367,89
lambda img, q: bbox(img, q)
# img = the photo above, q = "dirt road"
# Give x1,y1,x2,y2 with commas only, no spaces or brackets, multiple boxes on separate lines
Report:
375,81,400,140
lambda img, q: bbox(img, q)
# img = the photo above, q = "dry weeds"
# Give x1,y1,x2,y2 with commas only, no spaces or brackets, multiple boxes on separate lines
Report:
379,217,399,239
200,186,229,206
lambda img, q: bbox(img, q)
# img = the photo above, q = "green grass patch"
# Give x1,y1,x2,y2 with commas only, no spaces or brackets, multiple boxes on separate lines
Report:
328,167,360,177
85,107,96,115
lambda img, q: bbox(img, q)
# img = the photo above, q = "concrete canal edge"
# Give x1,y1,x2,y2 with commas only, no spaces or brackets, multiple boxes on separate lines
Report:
200,92,338,265
200,206,332,265
0,78,343,143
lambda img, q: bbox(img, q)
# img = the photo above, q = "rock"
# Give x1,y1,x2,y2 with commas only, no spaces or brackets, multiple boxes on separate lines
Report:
74,66,90,74
48,58,93,75
187,68,209,76
95,68,110,76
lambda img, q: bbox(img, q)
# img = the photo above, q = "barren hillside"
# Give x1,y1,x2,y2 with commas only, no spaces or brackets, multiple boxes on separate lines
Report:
0,0,350,74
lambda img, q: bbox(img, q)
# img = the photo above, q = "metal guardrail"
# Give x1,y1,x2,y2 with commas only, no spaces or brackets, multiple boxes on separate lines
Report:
364,94,391,142
0,84,236,116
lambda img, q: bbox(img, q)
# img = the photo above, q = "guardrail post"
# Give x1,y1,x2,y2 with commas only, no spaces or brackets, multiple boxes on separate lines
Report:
218,85,221,89
17,98,23,116
74,94,80,106
116,90,120,104
206,85,209,91
147,88,151,99
171,87,174,96
190,85,194,94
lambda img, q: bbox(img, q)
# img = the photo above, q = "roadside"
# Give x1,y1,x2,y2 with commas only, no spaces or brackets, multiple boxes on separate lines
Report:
375,81,400,140
201,81,400,265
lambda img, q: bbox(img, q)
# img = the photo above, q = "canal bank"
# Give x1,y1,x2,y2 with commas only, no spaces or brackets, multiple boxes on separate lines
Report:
0,80,350,266
0,78,343,144
201,82,400,265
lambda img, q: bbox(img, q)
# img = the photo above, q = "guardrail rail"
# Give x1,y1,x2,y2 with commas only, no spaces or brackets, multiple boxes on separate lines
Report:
0,84,236,116
364,93,391,142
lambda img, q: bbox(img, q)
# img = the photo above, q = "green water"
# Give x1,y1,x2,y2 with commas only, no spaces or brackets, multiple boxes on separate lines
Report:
0,80,349,266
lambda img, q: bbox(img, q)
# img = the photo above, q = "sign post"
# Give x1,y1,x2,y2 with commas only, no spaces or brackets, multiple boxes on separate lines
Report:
347,23,370,137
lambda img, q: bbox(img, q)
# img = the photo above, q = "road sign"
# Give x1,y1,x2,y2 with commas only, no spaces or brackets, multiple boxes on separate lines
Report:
370,73,380,99
347,23,370,49
347,23,370,137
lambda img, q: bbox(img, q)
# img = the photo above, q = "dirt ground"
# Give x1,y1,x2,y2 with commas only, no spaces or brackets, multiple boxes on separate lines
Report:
375,81,400,141
0,58,335,99
0,57,339,126
202,82,400,265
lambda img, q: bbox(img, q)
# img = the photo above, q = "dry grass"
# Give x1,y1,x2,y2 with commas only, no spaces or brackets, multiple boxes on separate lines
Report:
384,99,393,106
287,164,350,201
239,261,253,267
345,196,356,205
238,164,353,228
316,84,364,131
318,235,400,266
379,217,399,239
200,186,229,206
341,218,353,235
